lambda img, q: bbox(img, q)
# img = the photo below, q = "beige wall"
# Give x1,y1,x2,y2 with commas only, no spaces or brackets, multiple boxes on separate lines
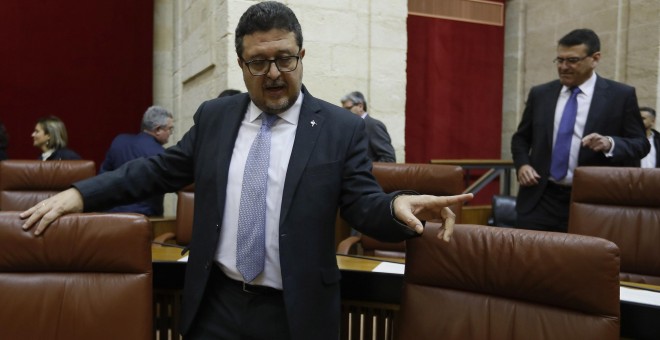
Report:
153,0,408,214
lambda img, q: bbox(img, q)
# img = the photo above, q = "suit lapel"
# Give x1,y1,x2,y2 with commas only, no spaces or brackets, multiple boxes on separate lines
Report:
280,88,324,226
583,75,608,135
543,81,563,148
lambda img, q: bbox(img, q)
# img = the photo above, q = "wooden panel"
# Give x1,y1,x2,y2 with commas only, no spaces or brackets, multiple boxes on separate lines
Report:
409,0,504,26
462,205,491,225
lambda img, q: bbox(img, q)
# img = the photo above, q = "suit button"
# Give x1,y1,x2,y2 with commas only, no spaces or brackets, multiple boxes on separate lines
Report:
216,224,220,232
205,261,211,270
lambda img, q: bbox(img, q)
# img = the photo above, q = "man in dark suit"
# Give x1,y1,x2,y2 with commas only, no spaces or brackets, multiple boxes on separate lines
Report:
100,105,174,216
511,28,649,232
340,91,396,162
640,107,659,168
20,2,472,339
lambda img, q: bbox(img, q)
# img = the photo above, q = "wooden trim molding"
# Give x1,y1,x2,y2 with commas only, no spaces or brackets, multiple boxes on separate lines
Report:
408,0,504,26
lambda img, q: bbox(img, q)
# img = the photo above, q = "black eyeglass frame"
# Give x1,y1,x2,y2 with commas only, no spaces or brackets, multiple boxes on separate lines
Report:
553,55,592,65
241,52,301,76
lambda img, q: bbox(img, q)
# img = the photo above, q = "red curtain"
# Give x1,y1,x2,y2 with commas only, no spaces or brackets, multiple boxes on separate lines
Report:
0,1,153,169
406,14,504,204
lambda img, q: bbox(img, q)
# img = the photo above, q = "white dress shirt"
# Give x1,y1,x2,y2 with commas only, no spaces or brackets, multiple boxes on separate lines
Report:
641,133,657,168
216,93,302,289
551,72,597,185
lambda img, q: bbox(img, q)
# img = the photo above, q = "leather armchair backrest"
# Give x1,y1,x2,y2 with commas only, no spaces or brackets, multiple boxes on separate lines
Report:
0,160,96,210
0,212,152,340
569,166,660,284
396,223,620,340
175,183,195,245
355,162,464,257
372,162,464,221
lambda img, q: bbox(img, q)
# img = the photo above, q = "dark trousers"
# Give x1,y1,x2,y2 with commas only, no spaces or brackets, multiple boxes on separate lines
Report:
185,265,290,340
516,181,572,233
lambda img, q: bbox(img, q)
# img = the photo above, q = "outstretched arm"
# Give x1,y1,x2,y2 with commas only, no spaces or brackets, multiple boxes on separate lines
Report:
392,193,473,242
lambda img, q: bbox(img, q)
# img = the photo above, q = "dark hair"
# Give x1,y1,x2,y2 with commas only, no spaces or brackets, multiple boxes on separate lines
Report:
640,106,656,118
218,89,241,98
558,29,600,55
340,91,368,112
234,1,303,59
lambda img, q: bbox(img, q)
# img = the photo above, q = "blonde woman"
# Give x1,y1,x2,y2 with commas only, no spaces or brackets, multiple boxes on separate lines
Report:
32,116,81,160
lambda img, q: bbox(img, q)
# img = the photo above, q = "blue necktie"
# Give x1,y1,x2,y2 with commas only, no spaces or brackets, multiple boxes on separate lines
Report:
236,113,278,282
550,87,581,180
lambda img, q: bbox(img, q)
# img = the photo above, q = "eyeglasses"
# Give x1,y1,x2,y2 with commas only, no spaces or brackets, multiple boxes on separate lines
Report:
242,54,301,76
553,55,591,65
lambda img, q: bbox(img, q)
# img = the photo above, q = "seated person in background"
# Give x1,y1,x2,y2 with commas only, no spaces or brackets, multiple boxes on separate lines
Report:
100,106,174,216
640,106,659,168
340,91,396,162
218,89,241,98
0,121,8,160
32,116,81,161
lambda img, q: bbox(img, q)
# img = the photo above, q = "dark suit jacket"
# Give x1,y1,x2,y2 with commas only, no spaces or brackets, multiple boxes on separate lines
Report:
364,114,396,162
511,75,649,214
44,148,81,160
74,87,417,340
100,132,166,216
651,129,660,167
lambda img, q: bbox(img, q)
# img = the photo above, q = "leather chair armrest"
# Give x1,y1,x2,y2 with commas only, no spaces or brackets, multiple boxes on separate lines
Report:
337,235,362,255
153,232,176,245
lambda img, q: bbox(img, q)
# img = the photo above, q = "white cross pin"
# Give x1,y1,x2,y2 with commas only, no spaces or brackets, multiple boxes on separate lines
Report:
311,120,317,127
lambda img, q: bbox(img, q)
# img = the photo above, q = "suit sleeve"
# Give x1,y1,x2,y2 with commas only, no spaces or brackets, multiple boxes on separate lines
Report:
339,117,416,242
74,105,201,211
511,88,536,170
609,87,650,162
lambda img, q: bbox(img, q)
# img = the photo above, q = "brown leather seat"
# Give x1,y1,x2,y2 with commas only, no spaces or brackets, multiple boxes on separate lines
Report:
396,223,620,340
0,212,152,340
154,183,194,246
569,166,660,284
0,160,96,210
336,162,464,258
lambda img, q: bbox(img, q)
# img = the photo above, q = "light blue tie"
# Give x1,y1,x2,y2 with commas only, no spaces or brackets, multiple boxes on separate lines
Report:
550,87,581,180
236,113,278,282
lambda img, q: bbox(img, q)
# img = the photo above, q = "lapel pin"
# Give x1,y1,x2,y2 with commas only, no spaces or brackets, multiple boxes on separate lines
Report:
310,120,317,127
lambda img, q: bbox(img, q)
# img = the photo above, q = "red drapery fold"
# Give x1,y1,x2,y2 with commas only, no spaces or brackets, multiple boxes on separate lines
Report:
405,14,504,204
0,1,153,169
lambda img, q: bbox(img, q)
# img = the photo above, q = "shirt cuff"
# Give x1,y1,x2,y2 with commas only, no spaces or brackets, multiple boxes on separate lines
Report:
604,136,615,158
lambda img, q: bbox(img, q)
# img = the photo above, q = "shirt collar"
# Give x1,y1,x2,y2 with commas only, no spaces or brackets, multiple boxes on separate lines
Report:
247,91,303,126
563,72,597,97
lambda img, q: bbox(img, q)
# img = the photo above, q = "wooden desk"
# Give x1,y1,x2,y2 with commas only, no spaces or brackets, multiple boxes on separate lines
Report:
151,247,660,340
149,216,176,239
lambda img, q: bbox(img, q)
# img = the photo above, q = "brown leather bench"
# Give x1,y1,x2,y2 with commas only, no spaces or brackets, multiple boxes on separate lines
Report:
396,223,620,339
0,212,152,339
569,166,660,284
0,160,96,210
